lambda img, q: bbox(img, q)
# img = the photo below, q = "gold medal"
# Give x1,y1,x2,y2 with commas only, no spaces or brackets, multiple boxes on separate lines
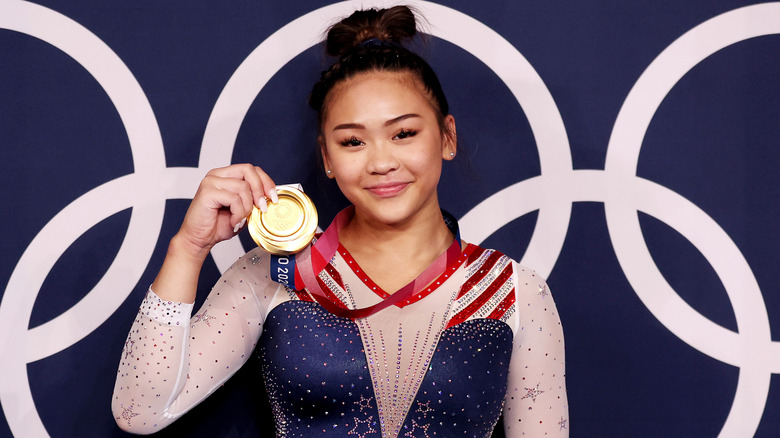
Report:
247,185,318,255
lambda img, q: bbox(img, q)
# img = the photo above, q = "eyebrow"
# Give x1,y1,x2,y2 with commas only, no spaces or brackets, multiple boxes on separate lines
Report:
332,113,421,131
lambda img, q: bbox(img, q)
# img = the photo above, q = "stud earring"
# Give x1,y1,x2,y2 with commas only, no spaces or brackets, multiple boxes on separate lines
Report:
327,170,332,175
450,152,455,158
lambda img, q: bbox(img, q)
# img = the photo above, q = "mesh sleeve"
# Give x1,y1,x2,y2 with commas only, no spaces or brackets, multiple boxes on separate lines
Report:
502,264,569,436
112,249,277,434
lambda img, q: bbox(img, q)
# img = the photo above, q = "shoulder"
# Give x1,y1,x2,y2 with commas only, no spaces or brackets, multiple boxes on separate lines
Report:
456,243,558,326
462,243,512,276
212,247,311,317
512,263,552,299
226,246,271,272
462,243,551,295
216,246,277,289
448,244,518,327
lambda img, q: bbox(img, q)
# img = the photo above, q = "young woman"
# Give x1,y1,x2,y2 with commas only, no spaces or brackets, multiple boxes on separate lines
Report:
113,6,568,437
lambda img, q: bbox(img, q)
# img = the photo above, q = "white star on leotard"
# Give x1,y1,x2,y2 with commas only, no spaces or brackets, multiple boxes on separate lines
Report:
120,404,140,426
521,383,545,402
192,310,216,327
355,395,373,412
404,419,431,438
415,400,433,417
347,415,377,437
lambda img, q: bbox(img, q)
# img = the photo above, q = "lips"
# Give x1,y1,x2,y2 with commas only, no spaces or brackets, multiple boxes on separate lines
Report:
366,182,410,197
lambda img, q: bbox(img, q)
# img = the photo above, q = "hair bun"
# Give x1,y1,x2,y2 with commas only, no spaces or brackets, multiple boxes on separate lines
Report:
326,5,418,58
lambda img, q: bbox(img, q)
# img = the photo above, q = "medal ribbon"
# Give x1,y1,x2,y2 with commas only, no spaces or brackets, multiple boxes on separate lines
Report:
271,206,464,319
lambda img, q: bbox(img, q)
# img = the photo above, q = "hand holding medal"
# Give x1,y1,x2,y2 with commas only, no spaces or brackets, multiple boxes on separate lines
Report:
247,185,318,255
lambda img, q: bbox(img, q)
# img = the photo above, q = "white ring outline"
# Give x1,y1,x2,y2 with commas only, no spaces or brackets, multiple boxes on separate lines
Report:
0,1,571,435
0,0,778,437
0,1,169,436
463,3,780,436
604,4,780,436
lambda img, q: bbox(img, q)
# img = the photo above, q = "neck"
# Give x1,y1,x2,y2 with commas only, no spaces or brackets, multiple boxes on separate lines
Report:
339,205,454,261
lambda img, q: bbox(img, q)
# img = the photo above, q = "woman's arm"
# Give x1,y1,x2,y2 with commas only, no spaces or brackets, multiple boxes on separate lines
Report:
111,163,277,433
111,249,276,434
502,265,569,437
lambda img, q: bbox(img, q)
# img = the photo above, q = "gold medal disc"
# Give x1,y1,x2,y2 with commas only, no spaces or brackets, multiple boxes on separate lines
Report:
248,185,317,255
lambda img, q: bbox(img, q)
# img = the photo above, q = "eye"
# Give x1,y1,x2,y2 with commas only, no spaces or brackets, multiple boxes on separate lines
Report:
339,136,364,147
393,129,417,140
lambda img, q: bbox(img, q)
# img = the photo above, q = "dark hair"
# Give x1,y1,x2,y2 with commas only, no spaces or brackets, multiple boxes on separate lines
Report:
309,6,451,136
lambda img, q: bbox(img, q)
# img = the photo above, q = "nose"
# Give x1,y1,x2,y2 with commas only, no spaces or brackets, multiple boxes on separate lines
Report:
366,142,400,175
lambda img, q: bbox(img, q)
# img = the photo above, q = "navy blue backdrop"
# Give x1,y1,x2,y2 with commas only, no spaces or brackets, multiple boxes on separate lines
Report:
1,1,780,436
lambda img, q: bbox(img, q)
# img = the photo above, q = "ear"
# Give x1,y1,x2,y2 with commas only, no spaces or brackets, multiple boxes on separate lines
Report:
319,135,335,178
441,114,457,160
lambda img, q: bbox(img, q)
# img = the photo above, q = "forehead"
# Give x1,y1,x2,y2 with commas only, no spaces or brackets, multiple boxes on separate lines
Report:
323,71,436,123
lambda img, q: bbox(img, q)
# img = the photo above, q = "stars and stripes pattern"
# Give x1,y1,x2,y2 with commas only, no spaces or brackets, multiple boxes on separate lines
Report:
287,245,516,330
446,247,515,329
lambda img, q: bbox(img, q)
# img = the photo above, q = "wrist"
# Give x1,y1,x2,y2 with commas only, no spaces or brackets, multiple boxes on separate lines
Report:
168,232,212,263
150,234,207,304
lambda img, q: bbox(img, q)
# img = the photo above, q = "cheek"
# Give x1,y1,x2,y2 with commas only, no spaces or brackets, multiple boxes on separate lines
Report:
329,154,364,185
332,170,365,206
408,143,445,174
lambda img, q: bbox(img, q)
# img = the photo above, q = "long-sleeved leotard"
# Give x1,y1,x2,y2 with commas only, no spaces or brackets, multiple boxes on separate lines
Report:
113,240,568,437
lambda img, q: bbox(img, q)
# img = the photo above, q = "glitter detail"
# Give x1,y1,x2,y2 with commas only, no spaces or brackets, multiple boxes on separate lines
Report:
316,269,351,310
114,242,567,436
348,415,377,437
259,301,374,437
538,283,549,298
123,338,135,359
293,287,314,302
447,251,515,328
192,310,216,327
356,395,374,412
415,400,432,417
140,288,192,326
250,254,262,265
522,383,545,402
405,319,513,437
356,296,456,437
403,419,431,437
458,249,501,298
120,404,140,426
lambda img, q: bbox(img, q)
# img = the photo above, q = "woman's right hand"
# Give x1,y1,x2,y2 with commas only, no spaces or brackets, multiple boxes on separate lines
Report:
175,164,277,259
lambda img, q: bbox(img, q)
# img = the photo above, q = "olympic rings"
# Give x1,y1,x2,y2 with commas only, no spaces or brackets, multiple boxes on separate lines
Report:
1,1,779,437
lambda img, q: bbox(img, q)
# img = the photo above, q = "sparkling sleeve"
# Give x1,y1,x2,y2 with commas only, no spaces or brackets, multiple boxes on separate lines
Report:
502,264,569,436
112,249,276,434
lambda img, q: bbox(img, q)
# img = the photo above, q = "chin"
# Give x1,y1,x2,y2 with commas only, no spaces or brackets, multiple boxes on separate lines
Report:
363,199,436,228
361,206,409,225
375,211,414,226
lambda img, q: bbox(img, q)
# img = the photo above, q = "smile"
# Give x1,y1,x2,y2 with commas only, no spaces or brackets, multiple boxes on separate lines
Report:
366,182,410,198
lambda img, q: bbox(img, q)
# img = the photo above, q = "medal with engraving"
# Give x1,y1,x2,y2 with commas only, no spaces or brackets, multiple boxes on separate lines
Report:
247,185,318,255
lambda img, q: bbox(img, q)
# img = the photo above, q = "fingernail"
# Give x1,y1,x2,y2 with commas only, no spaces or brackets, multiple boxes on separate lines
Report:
269,188,279,204
233,217,247,233
259,198,268,213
